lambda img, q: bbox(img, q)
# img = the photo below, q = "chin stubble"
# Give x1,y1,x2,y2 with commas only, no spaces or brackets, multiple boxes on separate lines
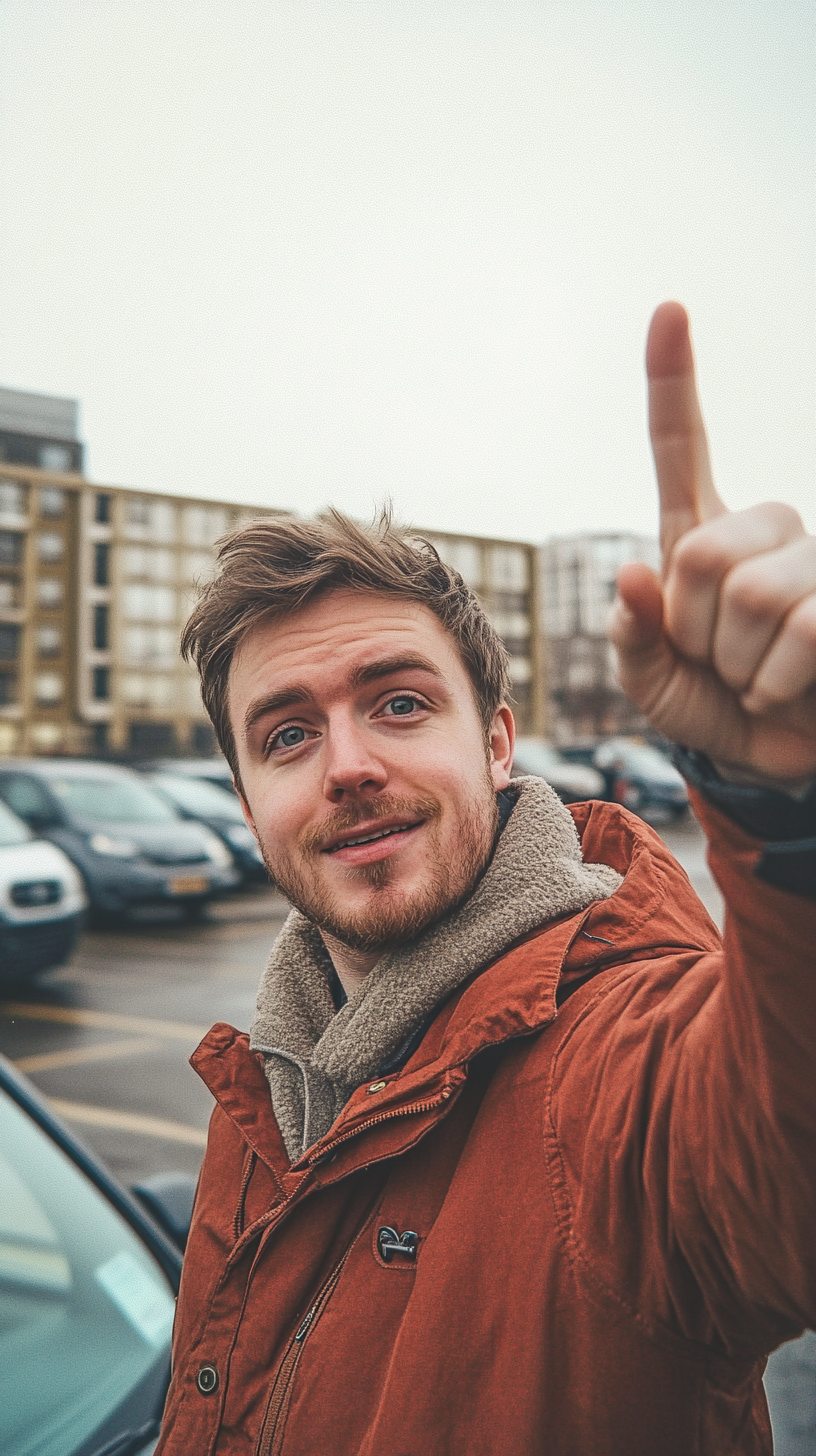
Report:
259,782,498,954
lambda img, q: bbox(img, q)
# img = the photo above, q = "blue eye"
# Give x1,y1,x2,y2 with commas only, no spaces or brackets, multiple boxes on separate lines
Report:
275,725,306,749
387,696,417,716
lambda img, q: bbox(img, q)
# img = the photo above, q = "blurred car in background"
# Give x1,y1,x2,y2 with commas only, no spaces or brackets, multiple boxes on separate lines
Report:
593,739,688,822
0,759,240,923
143,769,269,885
143,756,236,796
0,1053,185,1456
0,798,86,986
511,738,606,804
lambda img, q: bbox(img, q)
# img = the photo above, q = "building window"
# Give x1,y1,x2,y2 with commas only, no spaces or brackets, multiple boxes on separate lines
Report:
36,625,62,657
123,624,177,667
0,671,19,705
128,721,178,757
92,666,110,700
0,480,26,518
0,623,21,660
122,584,175,623
39,486,65,518
490,547,528,593
95,493,111,524
94,542,110,587
125,497,176,542
93,604,109,651
39,444,71,472
0,579,20,609
37,532,64,563
192,723,216,754
34,672,63,705
122,546,174,582
36,577,63,608
92,722,109,753
182,504,228,546
0,531,23,567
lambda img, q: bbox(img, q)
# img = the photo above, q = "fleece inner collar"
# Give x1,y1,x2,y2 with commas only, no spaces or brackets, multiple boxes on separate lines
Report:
250,776,623,1160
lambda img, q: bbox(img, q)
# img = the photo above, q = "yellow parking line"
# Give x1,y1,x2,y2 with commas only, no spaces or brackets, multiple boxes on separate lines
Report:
48,1098,208,1147
1,1002,209,1041
14,1037,161,1074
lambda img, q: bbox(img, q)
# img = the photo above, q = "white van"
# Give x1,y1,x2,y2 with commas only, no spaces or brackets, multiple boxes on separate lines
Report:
0,797,87,985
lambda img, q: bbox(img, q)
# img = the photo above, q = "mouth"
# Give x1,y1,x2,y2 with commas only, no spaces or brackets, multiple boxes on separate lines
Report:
322,819,424,864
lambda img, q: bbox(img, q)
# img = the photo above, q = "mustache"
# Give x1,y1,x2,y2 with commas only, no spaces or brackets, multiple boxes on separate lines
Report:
299,794,441,857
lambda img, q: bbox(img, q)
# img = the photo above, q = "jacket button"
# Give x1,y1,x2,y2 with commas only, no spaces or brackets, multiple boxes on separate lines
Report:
196,1364,219,1395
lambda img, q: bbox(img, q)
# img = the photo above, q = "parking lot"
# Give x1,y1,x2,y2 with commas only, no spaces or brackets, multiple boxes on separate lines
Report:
0,816,722,1189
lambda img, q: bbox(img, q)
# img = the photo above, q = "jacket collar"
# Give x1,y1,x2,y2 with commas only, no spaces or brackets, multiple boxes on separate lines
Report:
192,799,721,1178
249,777,623,1160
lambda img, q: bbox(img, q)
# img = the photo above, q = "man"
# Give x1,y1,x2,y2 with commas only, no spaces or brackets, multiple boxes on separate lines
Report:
156,303,815,1455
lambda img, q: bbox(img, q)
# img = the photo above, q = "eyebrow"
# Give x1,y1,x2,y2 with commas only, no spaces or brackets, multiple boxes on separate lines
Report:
242,654,445,737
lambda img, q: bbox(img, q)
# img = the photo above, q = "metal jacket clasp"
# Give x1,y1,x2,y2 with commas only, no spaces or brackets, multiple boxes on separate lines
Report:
377,1226,419,1263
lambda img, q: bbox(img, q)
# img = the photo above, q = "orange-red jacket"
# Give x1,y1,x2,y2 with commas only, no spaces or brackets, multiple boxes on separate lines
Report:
156,797,816,1456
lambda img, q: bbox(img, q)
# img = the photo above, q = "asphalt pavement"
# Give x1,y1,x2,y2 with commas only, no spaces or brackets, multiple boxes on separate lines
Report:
0,813,720,1188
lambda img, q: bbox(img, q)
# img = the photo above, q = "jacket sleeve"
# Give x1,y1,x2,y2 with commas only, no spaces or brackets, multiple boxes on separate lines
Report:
550,793,816,1360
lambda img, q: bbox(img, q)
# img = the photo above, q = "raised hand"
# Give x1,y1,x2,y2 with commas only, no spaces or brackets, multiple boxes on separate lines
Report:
609,302,816,784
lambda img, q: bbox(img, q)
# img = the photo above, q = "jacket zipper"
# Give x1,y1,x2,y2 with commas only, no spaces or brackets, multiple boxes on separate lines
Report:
305,1088,454,1167
254,1234,362,1456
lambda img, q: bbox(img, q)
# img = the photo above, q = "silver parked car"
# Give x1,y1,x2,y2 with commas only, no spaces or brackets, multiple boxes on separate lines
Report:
511,738,606,804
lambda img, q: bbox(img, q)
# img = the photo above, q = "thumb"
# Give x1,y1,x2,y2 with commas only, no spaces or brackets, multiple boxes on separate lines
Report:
608,563,677,716
647,302,726,568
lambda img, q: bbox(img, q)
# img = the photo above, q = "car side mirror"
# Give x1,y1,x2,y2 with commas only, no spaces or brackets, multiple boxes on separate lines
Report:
132,1172,198,1252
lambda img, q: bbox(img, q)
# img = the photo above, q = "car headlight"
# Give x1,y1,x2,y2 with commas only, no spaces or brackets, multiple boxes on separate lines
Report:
89,833,140,858
199,830,234,868
224,824,257,850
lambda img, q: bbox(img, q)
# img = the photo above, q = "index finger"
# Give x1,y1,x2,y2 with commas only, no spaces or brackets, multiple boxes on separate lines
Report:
647,302,726,568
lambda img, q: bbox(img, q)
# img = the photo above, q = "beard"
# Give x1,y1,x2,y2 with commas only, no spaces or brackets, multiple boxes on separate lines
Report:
258,776,499,954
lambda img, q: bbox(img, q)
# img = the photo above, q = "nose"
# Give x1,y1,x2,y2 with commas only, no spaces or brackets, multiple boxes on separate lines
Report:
322,712,388,802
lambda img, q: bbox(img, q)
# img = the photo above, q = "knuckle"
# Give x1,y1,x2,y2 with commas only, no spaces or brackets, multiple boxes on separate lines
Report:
752,501,805,537
722,562,782,623
788,595,816,649
671,528,729,583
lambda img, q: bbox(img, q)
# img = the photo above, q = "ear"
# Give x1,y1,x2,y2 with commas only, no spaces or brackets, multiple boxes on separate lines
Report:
489,705,515,790
235,783,259,840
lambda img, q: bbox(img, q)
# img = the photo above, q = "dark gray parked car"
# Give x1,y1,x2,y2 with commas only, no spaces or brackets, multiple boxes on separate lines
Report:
143,770,269,885
0,759,240,921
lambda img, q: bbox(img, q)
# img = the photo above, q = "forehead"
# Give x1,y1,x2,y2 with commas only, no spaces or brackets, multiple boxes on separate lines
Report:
229,589,467,703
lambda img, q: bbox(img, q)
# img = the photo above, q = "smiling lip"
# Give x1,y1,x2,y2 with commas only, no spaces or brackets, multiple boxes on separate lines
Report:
322,819,424,864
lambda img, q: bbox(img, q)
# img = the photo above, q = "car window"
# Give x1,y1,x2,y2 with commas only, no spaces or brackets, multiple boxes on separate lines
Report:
1,774,56,825
49,776,178,826
0,1087,175,1456
0,798,31,847
151,773,245,823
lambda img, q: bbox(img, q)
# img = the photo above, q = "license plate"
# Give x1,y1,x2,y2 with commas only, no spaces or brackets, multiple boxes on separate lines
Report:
167,876,209,896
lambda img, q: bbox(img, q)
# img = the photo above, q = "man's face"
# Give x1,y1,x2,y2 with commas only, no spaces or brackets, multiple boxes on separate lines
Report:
229,589,514,953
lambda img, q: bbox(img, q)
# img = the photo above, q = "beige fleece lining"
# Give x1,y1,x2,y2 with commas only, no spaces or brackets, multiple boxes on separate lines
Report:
250,777,622,1160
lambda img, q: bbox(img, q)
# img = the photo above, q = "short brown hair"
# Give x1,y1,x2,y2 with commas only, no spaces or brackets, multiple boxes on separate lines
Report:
181,507,511,778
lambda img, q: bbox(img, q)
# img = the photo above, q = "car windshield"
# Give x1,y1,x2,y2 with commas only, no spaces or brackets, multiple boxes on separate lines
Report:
0,799,30,847
49,776,178,826
0,1085,175,1456
151,773,245,823
512,741,566,776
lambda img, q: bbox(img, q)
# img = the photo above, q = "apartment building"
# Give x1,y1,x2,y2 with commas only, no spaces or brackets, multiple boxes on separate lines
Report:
539,532,660,743
422,529,547,737
0,388,547,757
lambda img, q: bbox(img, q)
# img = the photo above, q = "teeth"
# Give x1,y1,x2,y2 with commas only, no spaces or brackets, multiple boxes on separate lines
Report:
338,826,404,849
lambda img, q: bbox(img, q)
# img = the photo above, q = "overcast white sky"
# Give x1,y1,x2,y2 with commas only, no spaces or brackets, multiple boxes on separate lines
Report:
0,1,813,542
